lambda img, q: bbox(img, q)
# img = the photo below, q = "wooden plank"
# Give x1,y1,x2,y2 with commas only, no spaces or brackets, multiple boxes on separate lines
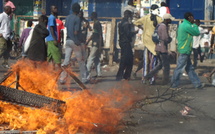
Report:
108,18,116,66
62,67,87,90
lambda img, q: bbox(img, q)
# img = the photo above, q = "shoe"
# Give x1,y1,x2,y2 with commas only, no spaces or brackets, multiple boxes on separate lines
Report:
2,64,10,69
150,80,156,85
182,73,188,77
169,83,181,90
59,80,65,85
196,83,205,90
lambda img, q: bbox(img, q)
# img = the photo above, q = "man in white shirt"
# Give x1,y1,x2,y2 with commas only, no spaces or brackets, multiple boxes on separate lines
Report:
0,6,12,68
159,2,170,19
192,19,207,68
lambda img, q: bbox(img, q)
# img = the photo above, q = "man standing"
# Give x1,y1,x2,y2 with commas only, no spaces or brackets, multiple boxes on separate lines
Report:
144,13,174,85
19,20,33,58
159,2,170,18
116,10,137,80
56,17,64,46
192,19,206,68
79,10,92,62
0,6,12,68
60,3,89,84
26,15,49,63
46,5,61,70
134,4,163,84
171,12,204,89
55,16,65,56
86,12,103,78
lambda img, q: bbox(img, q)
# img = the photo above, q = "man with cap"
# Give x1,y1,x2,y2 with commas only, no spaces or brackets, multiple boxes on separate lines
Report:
171,12,204,89
143,13,174,85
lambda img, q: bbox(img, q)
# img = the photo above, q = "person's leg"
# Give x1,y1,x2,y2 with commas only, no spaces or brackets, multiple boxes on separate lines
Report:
193,48,198,68
134,50,144,73
144,53,162,80
0,37,7,60
62,40,73,66
48,41,62,70
94,49,102,77
185,55,202,88
87,46,97,78
60,40,73,84
135,60,143,73
171,54,188,88
116,46,126,80
80,43,87,62
73,44,89,83
123,46,133,80
149,53,157,84
161,53,170,84
2,39,12,68
200,47,205,62
142,48,149,83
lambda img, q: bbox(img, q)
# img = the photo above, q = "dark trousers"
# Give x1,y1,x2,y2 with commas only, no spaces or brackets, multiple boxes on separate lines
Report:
3,39,12,64
116,43,133,80
192,47,201,68
0,37,12,65
144,52,170,82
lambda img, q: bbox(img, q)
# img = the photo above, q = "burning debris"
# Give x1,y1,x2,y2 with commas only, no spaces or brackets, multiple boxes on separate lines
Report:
0,60,136,133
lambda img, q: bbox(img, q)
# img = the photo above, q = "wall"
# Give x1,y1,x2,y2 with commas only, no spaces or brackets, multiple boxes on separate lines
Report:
88,0,122,17
46,0,71,16
167,0,205,20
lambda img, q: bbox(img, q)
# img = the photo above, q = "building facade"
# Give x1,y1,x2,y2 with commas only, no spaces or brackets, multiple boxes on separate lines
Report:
0,0,214,20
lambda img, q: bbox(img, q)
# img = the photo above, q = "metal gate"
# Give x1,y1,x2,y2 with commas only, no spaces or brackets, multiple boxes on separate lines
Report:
167,0,205,19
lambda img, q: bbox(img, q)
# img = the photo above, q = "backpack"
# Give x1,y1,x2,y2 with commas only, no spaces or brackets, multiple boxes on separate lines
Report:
152,24,160,44
24,28,34,53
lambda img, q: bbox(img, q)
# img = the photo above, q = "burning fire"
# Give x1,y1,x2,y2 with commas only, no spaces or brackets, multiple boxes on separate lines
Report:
0,60,137,134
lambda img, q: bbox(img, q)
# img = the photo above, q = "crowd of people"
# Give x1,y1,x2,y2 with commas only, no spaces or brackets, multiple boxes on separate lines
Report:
0,0,214,87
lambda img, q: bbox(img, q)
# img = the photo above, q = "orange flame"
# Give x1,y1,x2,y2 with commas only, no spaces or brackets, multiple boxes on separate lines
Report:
0,60,137,133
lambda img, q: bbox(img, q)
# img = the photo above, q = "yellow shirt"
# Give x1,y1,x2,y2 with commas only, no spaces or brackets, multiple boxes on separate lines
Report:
134,14,163,55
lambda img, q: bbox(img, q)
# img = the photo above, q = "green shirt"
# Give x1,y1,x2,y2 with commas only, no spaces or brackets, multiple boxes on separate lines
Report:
177,19,200,54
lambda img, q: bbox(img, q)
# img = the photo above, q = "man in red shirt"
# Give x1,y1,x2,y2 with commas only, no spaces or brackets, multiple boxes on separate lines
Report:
56,17,64,58
56,18,64,44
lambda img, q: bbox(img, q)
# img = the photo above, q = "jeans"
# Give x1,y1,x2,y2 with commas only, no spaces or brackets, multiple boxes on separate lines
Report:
144,53,170,81
86,45,102,77
171,54,201,88
60,40,88,83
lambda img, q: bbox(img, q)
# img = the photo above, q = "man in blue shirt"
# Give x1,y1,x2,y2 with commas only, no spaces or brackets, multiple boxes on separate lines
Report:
46,5,61,70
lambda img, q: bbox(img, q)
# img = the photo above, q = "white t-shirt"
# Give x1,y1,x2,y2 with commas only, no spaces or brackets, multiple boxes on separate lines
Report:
193,26,205,48
200,32,211,48
159,6,167,18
